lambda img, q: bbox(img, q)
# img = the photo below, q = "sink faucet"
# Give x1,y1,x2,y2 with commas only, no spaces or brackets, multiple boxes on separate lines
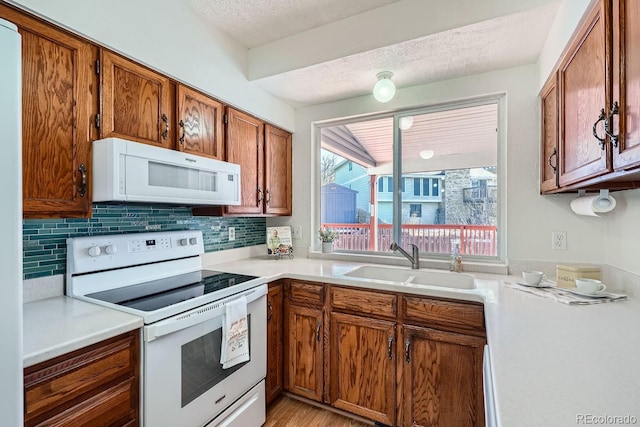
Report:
390,242,420,269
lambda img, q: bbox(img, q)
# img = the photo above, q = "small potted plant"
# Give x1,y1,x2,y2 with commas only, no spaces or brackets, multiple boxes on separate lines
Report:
318,228,337,253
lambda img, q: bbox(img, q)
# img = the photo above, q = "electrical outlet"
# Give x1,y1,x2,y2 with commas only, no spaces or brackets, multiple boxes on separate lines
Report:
552,231,567,250
292,225,302,239
228,227,235,241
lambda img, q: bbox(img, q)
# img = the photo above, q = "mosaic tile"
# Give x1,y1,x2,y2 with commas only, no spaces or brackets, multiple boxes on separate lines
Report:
23,204,266,280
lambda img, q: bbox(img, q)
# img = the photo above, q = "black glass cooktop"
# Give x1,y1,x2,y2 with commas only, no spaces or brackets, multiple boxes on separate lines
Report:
86,270,258,312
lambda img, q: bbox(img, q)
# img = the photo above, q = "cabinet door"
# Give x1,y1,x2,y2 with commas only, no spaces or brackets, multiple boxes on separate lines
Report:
4,5,99,219
266,282,284,405
177,85,224,160
226,107,264,215
612,0,640,170
285,303,323,401
540,73,559,193
330,312,396,425
558,0,610,187
401,326,485,427
264,124,292,215
101,50,172,148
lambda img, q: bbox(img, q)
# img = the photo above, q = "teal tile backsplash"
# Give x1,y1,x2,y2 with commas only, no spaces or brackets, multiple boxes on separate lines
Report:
23,204,266,280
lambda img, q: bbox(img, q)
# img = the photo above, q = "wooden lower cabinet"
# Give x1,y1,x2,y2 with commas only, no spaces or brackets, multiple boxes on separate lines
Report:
285,303,324,402
329,312,396,425
401,325,486,427
266,282,284,405
283,281,486,426
23,330,140,427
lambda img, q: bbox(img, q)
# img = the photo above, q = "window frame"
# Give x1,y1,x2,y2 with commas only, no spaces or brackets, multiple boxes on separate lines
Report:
313,95,506,263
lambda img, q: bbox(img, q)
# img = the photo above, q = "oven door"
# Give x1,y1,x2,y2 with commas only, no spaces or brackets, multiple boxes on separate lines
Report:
143,284,267,427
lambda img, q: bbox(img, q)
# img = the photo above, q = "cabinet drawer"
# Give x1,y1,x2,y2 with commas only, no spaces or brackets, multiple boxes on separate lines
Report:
24,332,138,424
287,280,324,305
37,378,136,427
331,286,397,318
402,296,485,333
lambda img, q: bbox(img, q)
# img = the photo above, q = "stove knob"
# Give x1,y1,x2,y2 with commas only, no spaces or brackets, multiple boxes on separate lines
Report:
105,245,117,255
189,237,197,245
88,246,101,257
179,238,189,246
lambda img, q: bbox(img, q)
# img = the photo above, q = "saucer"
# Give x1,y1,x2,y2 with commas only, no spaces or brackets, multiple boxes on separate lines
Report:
517,280,556,288
562,287,610,298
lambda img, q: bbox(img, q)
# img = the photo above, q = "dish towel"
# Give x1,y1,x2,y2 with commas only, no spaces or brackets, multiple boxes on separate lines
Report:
504,281,627,305
220,296,250,369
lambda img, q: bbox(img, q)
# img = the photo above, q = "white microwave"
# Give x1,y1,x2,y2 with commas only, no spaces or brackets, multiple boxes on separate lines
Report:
92,138,241,206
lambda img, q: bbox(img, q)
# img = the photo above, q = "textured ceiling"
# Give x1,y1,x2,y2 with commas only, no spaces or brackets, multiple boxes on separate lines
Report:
184,0,403,47
183,0,561,107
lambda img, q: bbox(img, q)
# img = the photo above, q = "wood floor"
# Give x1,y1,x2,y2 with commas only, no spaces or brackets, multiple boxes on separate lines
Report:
265,395,371,427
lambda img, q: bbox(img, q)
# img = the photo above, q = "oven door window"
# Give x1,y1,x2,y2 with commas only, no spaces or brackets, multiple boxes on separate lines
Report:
181,315,251,407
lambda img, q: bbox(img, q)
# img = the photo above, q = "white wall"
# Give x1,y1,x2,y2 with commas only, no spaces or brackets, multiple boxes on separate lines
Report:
8,0,295,131
537,0,595,90
270,64,607,267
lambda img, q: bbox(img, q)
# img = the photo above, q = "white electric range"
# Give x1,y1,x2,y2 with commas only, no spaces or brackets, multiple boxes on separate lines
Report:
66,230,267,427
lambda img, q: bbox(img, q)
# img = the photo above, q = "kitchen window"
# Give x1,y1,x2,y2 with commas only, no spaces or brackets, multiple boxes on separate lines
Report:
318,98,502,260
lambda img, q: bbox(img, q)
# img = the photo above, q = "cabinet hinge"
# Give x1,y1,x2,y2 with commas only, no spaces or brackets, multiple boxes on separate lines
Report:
94,113,101,129
94,59,100,75
223,113,228,125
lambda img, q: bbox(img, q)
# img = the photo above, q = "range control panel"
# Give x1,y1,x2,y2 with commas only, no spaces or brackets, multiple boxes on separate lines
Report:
67,230,204,275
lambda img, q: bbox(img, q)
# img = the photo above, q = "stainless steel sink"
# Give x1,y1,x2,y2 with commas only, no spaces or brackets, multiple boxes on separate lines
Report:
343,265,476,289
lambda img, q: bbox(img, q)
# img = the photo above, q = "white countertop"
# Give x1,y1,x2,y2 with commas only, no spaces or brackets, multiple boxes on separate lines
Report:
23,296,143,367
23,255,639,425
203,256,640,427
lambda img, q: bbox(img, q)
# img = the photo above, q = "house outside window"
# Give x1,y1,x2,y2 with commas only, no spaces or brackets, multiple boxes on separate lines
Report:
318,99,501,260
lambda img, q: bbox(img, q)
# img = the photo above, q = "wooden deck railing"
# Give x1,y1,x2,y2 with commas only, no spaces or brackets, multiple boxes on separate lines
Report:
322,223,497,256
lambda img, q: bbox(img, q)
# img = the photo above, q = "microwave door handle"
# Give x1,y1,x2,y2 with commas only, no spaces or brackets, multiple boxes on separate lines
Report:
145,284,267,342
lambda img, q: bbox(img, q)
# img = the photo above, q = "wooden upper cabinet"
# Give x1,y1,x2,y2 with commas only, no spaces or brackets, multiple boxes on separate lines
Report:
400,326,485,427
177,85,224,159
612,0,640,171
264,124,293,215
225,107,265,215
329,312,396,425
0,4,99,219
100,50,172,149
558,0,611,187
540,73,559,193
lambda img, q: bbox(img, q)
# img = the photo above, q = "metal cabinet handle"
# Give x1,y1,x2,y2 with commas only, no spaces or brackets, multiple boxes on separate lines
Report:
604,101,619,148
592,108,607,150
77,164,87,197
548,147,557,174
179,120,186,144
387,335,394,360
257,187,263,206
265,189,271,206
161,114,169,140
267,300,273,321
315,322,322,342
404,338,411,364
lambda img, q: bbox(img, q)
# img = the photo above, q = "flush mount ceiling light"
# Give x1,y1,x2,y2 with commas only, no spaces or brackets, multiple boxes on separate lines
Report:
419,149,435,159
399,116,414,130
373,71,396,103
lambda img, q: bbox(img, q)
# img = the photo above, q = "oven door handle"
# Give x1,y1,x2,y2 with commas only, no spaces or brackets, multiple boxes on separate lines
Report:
144,284,267,342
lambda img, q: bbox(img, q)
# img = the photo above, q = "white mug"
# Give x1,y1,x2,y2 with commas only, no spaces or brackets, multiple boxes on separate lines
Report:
575,278,606,294
522,270,545,286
